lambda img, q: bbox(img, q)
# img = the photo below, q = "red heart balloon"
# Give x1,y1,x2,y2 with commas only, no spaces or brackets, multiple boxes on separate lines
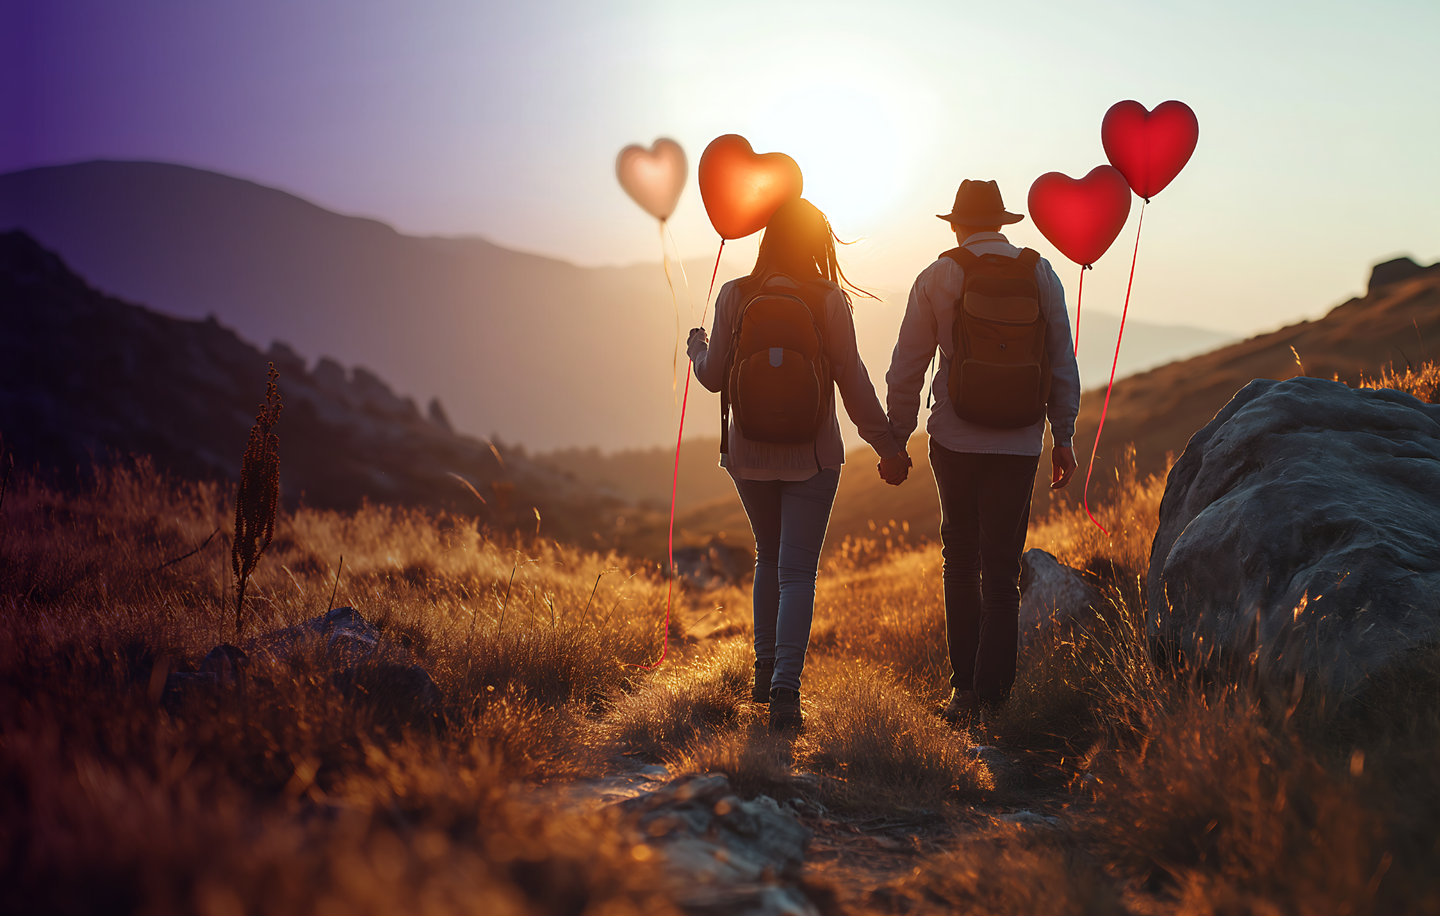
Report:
1028,165,1133,267
698,134,803,240
1101,100,1199,201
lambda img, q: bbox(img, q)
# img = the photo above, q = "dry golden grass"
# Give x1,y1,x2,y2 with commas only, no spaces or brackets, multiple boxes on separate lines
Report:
597,636,753,761
797,657,993,808
0,460,684,915
1028,443,1169,583
7,396,1440,914
871,823,1121,916
1355,359,1440,403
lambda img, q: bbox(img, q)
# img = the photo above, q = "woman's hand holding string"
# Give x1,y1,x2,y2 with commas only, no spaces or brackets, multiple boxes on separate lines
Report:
686,327,708,362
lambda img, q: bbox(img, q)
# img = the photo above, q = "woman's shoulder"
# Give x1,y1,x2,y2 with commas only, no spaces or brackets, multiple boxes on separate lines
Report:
734,273,844,308
714,277,747,311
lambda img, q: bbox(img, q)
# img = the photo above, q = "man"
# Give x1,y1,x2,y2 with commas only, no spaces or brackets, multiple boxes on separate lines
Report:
878,179,1080,723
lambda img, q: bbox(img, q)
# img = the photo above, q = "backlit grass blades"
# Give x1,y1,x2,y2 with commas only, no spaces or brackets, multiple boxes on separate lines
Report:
232,363,282,640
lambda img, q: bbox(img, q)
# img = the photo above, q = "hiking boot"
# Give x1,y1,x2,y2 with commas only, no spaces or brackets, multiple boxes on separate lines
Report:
769,687,804,732
940,688,979,726
752,659,775,704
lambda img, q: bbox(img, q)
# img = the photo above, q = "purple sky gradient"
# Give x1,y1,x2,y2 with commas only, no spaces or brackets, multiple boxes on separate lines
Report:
4,0,1439,338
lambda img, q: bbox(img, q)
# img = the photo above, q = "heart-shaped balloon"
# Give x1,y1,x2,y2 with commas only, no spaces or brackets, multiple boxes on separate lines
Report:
698,134,803,240
1101,100,1199,201
616,138,687,221
1028,165,1133,267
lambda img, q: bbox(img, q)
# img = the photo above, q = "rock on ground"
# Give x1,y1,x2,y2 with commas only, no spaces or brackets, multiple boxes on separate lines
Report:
614,773,817,916
673,539,753,590
1148,377,1440,694
1019,548,1101,648
164,606,440,728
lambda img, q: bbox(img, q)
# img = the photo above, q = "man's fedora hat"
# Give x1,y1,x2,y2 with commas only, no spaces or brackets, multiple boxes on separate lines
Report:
936,179,1024,226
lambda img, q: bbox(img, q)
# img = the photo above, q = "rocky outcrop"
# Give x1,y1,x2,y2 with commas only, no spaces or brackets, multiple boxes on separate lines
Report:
615,773,817,916
164,607,440,729
1018,548,1101,648
1368,255,1439,294
1148,377,1440,694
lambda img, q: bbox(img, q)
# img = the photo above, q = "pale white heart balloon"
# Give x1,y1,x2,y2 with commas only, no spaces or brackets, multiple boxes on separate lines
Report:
616,138,687,221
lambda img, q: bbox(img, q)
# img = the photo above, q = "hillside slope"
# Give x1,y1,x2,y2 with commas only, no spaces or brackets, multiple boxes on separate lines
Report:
0,231,641,544
677,257,1440,552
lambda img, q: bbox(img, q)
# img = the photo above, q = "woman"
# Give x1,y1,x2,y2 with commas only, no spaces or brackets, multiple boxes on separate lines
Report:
687,198,910,730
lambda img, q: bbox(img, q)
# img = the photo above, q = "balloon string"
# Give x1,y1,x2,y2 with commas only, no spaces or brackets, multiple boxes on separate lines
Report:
666,221,696,320
1073,264,1087,357
662,220,680,416
634,239,724,670
1082,201,1146,535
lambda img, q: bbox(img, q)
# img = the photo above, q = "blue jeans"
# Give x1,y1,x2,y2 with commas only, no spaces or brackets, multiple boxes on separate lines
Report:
731,468,840,692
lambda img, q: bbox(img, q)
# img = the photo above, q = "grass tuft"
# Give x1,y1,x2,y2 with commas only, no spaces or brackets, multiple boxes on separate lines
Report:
596,637,753,761
798,659,992,809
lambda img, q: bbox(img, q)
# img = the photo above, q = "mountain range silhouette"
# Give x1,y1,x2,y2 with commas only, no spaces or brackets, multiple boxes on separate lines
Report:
1,160,1234,453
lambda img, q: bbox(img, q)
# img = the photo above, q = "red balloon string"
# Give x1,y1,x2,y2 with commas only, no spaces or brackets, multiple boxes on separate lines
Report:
701,239,724,326
1082,202,1146,535
1073,263,1087,357
634,239,725,670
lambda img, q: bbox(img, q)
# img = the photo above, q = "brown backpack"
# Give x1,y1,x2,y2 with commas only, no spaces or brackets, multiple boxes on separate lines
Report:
943,246,1050,429
720,275,831,452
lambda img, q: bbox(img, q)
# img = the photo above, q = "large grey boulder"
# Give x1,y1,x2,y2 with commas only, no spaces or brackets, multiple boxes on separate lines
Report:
615,773,817,916
1148,377,1440,694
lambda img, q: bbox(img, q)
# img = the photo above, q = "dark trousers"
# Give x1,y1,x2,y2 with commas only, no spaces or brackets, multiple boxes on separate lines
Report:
929,441,1038,703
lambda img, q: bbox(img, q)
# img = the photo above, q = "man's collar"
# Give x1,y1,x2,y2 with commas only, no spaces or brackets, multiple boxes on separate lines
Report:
960,231,1008,246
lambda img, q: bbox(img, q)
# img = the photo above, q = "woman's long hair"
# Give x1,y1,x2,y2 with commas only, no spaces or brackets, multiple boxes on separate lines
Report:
747,198,876,301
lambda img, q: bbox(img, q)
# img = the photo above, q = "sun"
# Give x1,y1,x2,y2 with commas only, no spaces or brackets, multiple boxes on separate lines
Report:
750,79,916,236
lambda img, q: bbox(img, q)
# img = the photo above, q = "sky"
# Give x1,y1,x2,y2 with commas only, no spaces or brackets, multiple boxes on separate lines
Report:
4,0,1439,340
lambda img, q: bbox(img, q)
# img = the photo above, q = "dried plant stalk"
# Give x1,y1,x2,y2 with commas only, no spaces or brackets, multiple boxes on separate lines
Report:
232,363,282,640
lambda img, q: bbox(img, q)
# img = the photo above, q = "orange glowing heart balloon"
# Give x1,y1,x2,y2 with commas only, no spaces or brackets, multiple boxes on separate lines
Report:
698,134,803,240
616,138,687,221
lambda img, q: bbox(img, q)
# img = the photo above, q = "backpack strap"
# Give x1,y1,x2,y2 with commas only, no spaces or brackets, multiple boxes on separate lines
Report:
718,290,746,457
943,246,1042,272
941,247,982,271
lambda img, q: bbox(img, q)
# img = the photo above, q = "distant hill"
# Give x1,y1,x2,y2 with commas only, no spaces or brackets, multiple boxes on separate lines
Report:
536,437,736,514
0,231,647,546
1063,254,1440,492
672,256,1440,552
1,160,1237,454
0,160,723,452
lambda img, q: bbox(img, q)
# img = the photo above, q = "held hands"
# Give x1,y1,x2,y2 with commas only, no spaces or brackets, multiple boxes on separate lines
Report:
878,451,912,486
686,327,708,361
1051,445,1078,490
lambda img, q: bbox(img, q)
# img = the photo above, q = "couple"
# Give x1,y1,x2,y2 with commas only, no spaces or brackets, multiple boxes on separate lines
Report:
686,179,1081,731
